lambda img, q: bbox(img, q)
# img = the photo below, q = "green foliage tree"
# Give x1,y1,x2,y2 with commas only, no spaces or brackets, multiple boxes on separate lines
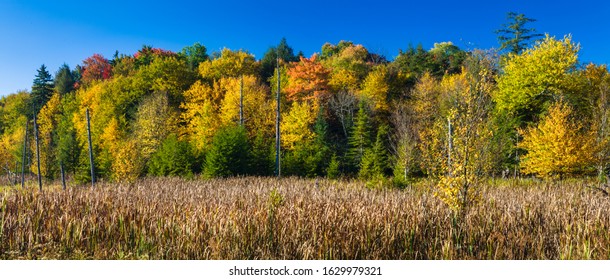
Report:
54,64,75,96
180,42,209,71
54,92,80,175
204,125,251,178
31,64,54,115
148,134,195,177
260,38,299,81
495,35,579,126
496,12,543,55
359,125,390,182
347,101,373,172
427,42,468,77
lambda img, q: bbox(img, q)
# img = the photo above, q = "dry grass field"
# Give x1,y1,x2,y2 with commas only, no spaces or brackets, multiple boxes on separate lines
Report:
1,177,609,259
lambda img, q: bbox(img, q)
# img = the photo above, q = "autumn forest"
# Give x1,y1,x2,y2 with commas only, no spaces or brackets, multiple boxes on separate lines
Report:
2,12,610,260
2,14,610,202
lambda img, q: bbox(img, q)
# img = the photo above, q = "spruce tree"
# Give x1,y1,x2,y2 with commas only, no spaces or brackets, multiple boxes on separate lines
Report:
54,64,75,96
496,12,542,55
347,101,372,172
204,125,250,178
31,64,54,115
260,38,299,82
359,125,390,180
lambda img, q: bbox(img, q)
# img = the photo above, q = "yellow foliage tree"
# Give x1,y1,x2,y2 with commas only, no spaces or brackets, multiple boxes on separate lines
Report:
411,72,443,176
323,43,370,92
359,65,389,113
198,48,258,80
33,92,61,178
218,75,274,137
133,92,177,160
435,53,494,212
181,81,220,152
495,35,578,120
280,101,317,151
111,139,143,182
519,100,594,179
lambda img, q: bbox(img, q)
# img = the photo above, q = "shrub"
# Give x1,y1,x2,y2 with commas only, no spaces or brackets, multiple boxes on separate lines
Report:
204,125,250,177
148,134,195,177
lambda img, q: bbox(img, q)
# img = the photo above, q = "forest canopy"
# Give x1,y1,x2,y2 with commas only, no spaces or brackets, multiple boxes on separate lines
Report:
1,14,607,197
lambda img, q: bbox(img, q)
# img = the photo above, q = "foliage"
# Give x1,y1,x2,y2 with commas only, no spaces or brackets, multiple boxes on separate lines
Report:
54,64,75,96
495,35,579,125
181,81,219,152
148,134,195,177
583,64,610,180
204,125,250,178
80,54,112,86
199,48,258,80
34,92,61,179
359,65,390,113
347,101,373,172
180,42,209,71
285,55,330,102
3,34,607,184
359,125,390,182
30,64,54,115
260,38,299,81
519,100,594,179
496,12,543,55
435,53,494,212
283,107,330,177
322,41,371,92
280,100,317,151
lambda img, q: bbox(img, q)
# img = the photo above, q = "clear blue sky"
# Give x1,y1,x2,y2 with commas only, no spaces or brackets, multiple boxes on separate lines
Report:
1,0,609,96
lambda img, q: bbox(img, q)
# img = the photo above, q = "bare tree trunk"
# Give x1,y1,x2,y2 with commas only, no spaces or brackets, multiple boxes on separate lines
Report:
275,56,281,178
34,115,42,191
21,119,27,188
86,108,96,187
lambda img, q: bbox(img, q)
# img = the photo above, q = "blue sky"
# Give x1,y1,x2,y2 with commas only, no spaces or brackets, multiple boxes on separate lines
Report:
1,0,608,96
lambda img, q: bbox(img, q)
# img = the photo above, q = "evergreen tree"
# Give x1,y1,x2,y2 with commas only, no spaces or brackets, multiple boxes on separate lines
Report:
260,38,299,82
54,64,75,96
359,125,390,180
148,134,195,177
496,12,543,55
30,64,54,115
249,131,274,176
204,125,250,177
347,101,373,172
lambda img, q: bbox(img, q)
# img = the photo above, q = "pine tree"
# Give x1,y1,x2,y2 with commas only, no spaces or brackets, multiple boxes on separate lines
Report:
148,134,195,177
54,64,75,96
204,125,251,178
260,38,299,82
359,125,390,181
347,101,372,172
496,12,543,55
31,65,54,115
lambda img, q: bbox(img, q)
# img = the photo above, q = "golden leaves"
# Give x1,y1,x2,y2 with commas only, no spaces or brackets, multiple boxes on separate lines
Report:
519,100,594,179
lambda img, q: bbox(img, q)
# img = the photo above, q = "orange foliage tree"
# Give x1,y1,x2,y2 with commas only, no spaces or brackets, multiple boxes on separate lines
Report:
285,55,330,103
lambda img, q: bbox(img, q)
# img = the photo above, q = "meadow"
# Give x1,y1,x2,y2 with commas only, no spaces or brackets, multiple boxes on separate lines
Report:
1,177,609,260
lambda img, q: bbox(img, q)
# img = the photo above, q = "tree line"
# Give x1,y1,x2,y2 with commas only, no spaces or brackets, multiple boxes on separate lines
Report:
0,13,608,203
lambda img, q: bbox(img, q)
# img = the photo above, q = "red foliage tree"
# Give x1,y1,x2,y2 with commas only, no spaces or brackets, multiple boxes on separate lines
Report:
81,54,112,85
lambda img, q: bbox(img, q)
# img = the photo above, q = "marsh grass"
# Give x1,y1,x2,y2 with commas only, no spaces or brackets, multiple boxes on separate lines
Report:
0,177,609,259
